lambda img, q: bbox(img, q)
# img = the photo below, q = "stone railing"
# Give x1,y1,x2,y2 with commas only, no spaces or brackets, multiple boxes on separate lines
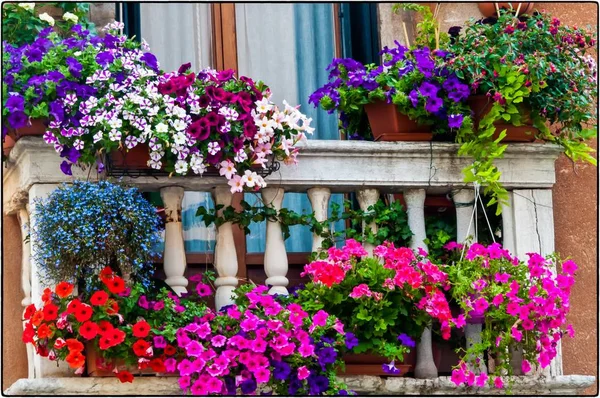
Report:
3,137,595,394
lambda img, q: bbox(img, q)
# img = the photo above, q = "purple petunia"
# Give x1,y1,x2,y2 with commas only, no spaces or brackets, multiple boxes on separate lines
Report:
272,361,291,380
7,111,28,129
141,52,159,71
419,81,439,97
345,332,359,350
240,378,257,394
317,346,337,366
95,51,114,66
408,89,420,108
65,57,83,78
60,160,73,175
5,95,24,112
448,114,465,129
307,374,330,395
398,333,416,348
382,360,401,375
425,96,443,113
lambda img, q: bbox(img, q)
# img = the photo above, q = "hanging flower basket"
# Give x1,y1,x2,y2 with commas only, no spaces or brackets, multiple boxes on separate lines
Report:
364,101,433,142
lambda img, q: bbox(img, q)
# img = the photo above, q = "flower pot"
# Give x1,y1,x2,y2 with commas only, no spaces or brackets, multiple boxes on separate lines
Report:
7,118,46,140
364,101,433,142
468,95,537,142
110,143,151,169
3,135,16,157
339,350,416,376
478,3,535,17
85,344,172,377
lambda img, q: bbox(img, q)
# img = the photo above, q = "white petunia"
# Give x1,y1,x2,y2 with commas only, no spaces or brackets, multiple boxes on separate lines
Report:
155,122,168,133
62,12,78,23
38,12,55,26
174,160,188,175
172,119,187,132
150,151,164,161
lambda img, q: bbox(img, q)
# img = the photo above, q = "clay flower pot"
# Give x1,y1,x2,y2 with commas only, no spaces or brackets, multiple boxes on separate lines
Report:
478,3,535,17
110,143,151,169
364,101,433,142
468,95,537,142
340,350,416,377
7,118,47,140
3,135,16,157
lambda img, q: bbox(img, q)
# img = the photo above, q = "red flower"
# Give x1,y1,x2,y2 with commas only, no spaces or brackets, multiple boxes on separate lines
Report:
43,303,59,321
55,281,74,298
132,320,151,338
97,320,114,334
22,323,35,343
37,324,53,339
105,276,126,294
106,300,119,315
90,291,109,306
67,298,81,314
65,350,85,369
132,339,151,357
36,345,49,357
149,358,166,373
31,310,44,326
79,321,99,340
54,338,66,350
116,370,134,383
99,328,125,350
66,338,84,353
41,288,52,303
74,304,93,322
164,345,176,356
24,304,37,320
98,334,114,350
100,266,114,280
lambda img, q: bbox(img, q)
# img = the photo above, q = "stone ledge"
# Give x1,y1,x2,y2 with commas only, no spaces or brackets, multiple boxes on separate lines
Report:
4,375,595,396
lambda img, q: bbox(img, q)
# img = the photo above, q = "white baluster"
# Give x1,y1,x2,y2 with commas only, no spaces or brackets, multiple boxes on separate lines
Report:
261,187,288,295
18,205,35,379
452,188,487,374
405,189,437,379
307,187,331,253
160,187,188,295
28,184,72,378
212,186,238,310
356,188,379,255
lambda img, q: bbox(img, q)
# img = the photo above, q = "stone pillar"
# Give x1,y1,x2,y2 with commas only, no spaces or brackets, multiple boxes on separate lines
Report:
261,187,288,295
28,184,72,378
513,189,562,377
405,188,437,379
307,187,331,253
356,188,379,254
212,186,238,310
453,188,486,374
160,186,188,295
17,205,35,379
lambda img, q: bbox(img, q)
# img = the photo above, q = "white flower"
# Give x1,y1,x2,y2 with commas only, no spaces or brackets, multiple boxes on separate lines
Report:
228,175,244,193
241,170,260,188
173,133,187,146
108,130,122,142
174,160,188,175
156,123,168,133
43,131,57,144
191,161,206,175
125,135,138,149
62,12,78,23
234,149,248,163
207,142,221,155
257,116,276,135
219,160,237,180
38,12,55,26
172,119,187,132
73,51,82,57
150,151,164,161
54,143,64,154
255,98,273,114
93,132,103,143
108,118,122,129
148,159,162,169
17,3,35,12
219,121,231,134
73,139,84,150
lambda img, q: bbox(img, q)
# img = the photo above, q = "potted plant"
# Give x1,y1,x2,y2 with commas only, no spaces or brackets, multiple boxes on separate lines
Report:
292,239,461,376
478,3,535,18
1,21,162,173
440,242,577,389
116,64,313,190
30,180,162,291
447,9,597,211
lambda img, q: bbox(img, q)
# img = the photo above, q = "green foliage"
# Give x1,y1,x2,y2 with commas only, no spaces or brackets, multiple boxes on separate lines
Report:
2,2,96,47
393,3,450,50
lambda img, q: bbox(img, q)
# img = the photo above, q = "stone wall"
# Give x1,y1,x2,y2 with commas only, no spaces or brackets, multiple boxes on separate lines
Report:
89,3,115,30
1,215,27,391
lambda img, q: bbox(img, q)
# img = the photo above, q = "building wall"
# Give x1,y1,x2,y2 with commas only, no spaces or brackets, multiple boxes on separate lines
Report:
2,215,27,391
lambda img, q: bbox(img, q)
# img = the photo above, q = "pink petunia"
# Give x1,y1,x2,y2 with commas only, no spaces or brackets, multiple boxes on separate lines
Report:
522,360,532,374
475,372,488,387
298,366,311,380
492,294,503,307
254,367,271,384
511,327,523,342
561,260,578,275
211,335,227,347
566,324,575,338
313,310,329,327
494,377,504,389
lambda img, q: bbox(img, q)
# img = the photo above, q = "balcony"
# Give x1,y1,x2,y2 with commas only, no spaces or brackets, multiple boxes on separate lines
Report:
3,137,595,395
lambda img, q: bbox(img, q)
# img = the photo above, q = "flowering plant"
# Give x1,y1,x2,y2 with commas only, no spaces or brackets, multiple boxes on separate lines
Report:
168,284,350,395
441,242,577,388
31,180,162,290
294,239,461,374
2,21,161,174
448,9,597,211
2,2,95,47
309,43,473,140
133,64,312,190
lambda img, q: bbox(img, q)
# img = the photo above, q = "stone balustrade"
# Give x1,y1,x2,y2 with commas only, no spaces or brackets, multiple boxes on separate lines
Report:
4,137,590,393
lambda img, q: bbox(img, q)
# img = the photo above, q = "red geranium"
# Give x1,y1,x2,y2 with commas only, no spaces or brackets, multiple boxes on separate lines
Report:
55,281,74,298
132,320,151,338
24,304,36,320
90,291,109,306
74,304,93,322
105,276,126,294
116,370,134,383
132,339,151,357
37,323,53,339
79,321,99,340
43,303,59,321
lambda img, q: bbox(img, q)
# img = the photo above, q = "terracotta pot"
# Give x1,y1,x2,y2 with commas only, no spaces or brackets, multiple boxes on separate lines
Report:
3,135,16,157
340,350,416,376
86,344,173,377
478,2,535,17
364,101,433,142
468,95,537,142
110,143,151,169
7,118,47,140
